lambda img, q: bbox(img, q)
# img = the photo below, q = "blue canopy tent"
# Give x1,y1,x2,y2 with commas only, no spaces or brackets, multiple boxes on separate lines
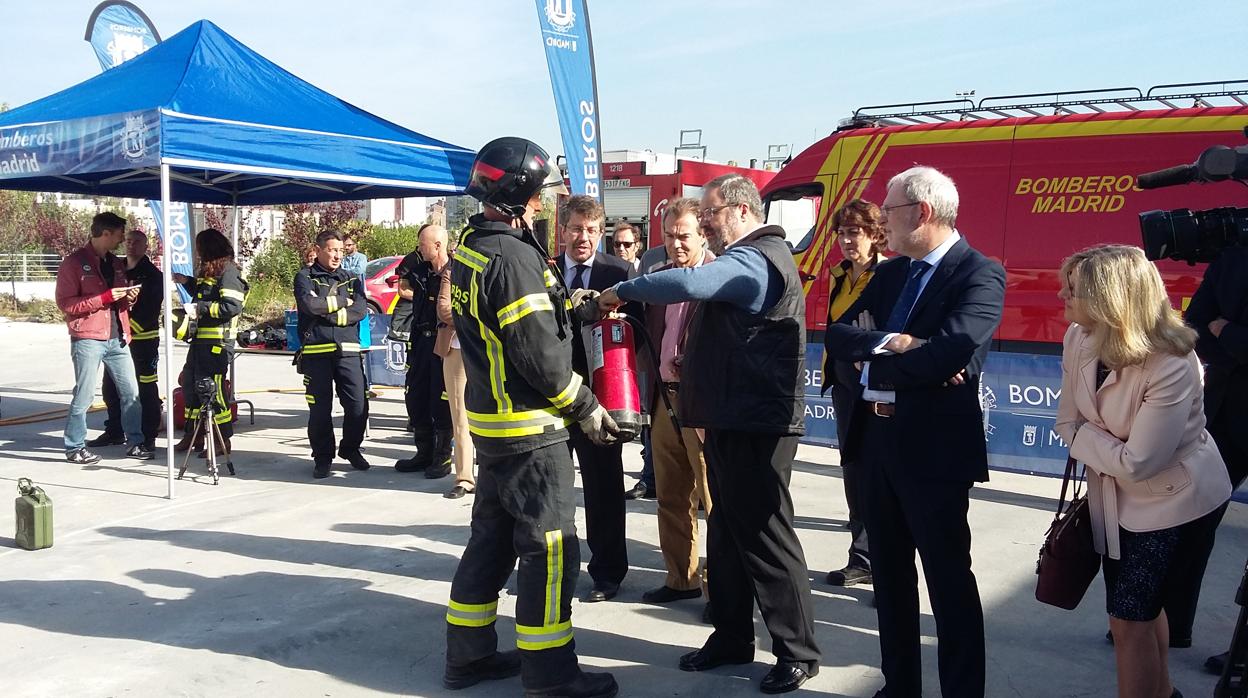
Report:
0,20,474,497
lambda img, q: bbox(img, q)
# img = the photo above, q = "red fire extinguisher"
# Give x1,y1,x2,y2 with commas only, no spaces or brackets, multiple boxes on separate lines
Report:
589,316,643,441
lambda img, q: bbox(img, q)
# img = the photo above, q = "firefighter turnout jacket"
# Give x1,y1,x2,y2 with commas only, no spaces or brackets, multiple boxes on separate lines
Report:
293,262,367,356
182,263,248,346
125,256,164,344
450,214,598,457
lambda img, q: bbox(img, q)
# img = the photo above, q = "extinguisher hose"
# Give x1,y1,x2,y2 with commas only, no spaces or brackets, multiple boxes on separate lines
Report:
618,313,688,450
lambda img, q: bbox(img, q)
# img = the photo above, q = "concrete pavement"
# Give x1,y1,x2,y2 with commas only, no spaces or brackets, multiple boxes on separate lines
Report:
0,320,1243,697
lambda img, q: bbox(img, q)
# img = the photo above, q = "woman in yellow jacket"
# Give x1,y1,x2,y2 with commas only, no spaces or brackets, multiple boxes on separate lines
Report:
820,199,888,587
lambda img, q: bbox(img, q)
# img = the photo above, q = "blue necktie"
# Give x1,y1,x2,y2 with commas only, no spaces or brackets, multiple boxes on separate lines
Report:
570,264,588,290
883,260,931,333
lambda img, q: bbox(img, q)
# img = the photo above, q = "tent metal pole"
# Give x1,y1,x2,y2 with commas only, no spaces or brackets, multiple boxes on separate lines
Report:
229,193,239,397
161,163,176,500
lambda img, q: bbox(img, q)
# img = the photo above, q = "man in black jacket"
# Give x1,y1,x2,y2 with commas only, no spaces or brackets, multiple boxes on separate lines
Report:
294,230,370,479
442,138,619,698
556,194,632,603
825,166,1004,698
95,229,163,450
600,174,820,695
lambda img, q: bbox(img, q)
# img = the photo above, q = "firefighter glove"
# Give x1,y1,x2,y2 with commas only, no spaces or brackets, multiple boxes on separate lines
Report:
578,403,620,447
570,288,603,325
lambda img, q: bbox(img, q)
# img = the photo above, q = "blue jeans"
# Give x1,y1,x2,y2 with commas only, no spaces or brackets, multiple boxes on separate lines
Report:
66,338,142,451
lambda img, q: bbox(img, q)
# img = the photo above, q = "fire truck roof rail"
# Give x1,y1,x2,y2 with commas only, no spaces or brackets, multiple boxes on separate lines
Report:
852,81,1248,125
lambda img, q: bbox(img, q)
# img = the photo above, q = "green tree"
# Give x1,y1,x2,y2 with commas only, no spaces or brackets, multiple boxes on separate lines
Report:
0,190,37,305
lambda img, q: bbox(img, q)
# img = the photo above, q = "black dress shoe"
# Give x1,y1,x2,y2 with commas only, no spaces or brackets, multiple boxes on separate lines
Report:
826,564,872,586
313,461,331,479
338,449,371,470
86,432,126,447
624,481,648,499
642,585,702,603
760,661,817,694
525,670,618,698
443,649,521,690
585,582,619,602
444,485,472,499
678,645,754,671
1205,651,1229,675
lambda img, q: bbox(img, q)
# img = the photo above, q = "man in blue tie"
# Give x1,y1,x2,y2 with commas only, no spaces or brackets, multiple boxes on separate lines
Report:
824,166,1005,698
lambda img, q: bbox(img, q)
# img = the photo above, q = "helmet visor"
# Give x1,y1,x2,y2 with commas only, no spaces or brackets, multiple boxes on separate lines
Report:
538,159,569,196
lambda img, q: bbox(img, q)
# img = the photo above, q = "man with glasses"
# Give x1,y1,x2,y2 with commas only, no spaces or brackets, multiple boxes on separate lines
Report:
557,195,633,604
598,174,820,694
612,222,642,273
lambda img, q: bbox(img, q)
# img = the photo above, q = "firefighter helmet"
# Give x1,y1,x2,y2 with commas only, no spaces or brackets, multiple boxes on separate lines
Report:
465,137,569,218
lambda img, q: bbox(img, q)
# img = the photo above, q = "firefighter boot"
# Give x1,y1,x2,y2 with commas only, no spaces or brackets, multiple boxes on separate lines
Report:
394,428,434,473
525,670,619,698
174,428,203,453
425,429,453,479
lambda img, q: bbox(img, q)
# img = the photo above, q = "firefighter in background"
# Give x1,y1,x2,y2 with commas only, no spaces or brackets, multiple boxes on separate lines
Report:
294,230,371,479
94,229,164,450
393,223,454,478
171,229,247,455
442,137,620,698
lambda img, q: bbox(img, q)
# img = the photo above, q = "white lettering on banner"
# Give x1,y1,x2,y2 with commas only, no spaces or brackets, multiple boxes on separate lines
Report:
546,36,574,50
1048,429,1067,447
1008,383,1061,407
0,129,55,150
0,153,40,175
804,403,836,419
579,100,599,198
167,205,191,267
804,369,823,389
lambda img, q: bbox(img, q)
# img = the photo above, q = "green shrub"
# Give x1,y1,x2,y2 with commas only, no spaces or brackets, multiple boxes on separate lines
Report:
0,293,62,323
359,225,419,259
247,242,302,289
242,276,293,326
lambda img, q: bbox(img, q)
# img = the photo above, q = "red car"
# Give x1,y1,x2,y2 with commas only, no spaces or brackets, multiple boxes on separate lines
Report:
362,255,404,314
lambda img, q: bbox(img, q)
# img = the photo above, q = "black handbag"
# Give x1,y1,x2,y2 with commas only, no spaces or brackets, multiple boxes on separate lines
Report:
1035,456,1101,610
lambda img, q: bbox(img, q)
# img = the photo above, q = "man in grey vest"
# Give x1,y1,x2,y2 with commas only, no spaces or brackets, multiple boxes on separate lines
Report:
598,174,819,694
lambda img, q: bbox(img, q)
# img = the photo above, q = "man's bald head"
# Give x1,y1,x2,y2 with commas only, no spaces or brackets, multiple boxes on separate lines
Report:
417,224,449,267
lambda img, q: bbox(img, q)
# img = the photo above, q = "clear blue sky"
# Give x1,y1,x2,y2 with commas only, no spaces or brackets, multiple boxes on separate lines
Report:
2,1,1244,164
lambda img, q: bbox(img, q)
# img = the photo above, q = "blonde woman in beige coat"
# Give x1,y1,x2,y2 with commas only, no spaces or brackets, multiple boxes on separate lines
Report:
436,244,474,499
1055,244,1231,698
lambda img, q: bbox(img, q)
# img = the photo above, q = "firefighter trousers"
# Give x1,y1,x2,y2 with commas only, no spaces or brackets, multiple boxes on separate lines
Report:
103,338,161,446
446,440,581,690
404,333,450,433
303,353,368,463
182,342,233,439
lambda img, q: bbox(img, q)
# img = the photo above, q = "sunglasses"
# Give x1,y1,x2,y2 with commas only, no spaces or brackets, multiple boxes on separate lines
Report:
613,241,635,249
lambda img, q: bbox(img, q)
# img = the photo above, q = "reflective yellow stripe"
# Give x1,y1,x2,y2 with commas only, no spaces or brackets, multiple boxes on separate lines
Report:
336,308,348,326
446,599,498,628
219,288,245,301
543,268,558,288
197,326,225,339
340,342,360,353
138,373,158,383
174,316,191,341
515,621,573,651
544,530,564,626
211,345,222,354
131,329,159,340
466,408,572,438
471,273,511,413
548,373,582,411
497,293,554,328
129,319,143,333
302,343,337,355
209,302,220,318
326,295,339,313
305,395,315,404
454,246,486,272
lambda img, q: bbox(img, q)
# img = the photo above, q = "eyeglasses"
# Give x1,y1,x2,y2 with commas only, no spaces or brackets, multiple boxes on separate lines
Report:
613,240,635,249
565,225,601,236
699,203,737,219
880,201,921,214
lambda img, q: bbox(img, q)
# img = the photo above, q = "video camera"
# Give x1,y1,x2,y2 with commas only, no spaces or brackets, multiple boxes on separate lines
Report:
194,376,218,406
1138,128,1248,264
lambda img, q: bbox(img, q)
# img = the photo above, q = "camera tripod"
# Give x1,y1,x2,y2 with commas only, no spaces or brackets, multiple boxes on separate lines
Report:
1216,558,1248,698
177,391,235,486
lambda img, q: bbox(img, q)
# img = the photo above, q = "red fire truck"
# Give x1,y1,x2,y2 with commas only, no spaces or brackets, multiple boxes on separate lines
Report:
760,81,1248,473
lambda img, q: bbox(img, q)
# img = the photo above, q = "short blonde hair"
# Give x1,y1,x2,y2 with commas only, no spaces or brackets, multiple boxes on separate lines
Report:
1061,244,1195,369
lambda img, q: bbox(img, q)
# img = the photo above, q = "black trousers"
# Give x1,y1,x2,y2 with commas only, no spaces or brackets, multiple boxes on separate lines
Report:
103,338,160,446
446,440,581,690
569,426,628,587
303,353,368,463
841,457,871,570
859,408,984,698
404,333,449,432
702,429,820,667
182,343,234,438
1163,407,1247,640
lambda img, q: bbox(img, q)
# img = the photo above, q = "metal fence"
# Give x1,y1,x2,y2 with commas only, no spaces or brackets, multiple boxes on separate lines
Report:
0,253,61,281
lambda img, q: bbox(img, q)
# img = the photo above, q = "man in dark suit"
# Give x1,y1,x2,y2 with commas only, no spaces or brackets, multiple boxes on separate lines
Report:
1180,245,1248,673
824,166,1005,698
557,194,632,603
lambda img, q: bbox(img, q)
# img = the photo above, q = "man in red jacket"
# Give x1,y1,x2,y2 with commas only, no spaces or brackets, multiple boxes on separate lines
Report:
55,212,151,464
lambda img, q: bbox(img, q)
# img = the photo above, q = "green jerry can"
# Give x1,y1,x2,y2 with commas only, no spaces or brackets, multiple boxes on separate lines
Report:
15,478,53,551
